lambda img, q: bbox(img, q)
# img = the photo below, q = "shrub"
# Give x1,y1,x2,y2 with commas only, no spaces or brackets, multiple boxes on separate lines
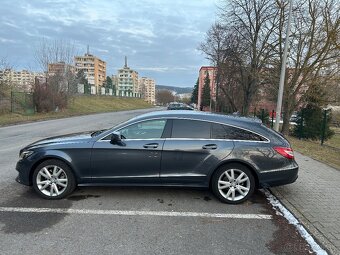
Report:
33,80,67,113
293,105,334,140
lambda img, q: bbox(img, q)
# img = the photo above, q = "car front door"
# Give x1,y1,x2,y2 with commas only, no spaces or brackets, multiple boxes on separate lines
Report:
91,119,167,184
160,119,234,186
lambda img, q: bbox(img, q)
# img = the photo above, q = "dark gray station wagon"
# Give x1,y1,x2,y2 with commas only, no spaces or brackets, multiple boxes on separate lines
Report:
16,111,298,204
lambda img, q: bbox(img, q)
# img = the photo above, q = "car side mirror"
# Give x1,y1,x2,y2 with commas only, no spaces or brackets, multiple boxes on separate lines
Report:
110,132,125,146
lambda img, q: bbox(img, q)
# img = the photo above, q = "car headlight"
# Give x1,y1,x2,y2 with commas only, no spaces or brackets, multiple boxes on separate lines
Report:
19,150,34,160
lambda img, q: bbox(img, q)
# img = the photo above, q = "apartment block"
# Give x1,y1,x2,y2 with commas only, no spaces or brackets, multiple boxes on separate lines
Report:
139,77,155,104
116,57,140,97
74,53,106,90
48,62,76,76
0,69,44,92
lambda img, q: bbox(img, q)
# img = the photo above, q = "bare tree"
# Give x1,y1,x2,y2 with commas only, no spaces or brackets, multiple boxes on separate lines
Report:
200,0,280,115
33,39,78,111
34,38,76,73
199,23,232,111
200,0,339,132
276,0,340,134
219,0,280,114
0,57,13,98
156,90,175,105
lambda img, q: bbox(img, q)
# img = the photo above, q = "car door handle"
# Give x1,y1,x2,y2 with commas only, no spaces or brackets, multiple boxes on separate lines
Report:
143,143,159,149
202,144,217,150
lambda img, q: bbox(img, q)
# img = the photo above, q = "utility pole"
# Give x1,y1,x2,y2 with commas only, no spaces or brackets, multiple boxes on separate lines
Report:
274,0,293,131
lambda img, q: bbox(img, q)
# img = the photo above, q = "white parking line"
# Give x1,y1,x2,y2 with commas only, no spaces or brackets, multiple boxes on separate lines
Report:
0,206,272,220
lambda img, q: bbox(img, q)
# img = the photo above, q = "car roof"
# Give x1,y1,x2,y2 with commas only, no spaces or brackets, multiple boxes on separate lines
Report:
130,110,262,128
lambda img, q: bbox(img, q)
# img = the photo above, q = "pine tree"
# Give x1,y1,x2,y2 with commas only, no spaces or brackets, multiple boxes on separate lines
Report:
191,78,199,104
76,70,89,94
105,76,113,89
202,73,211,107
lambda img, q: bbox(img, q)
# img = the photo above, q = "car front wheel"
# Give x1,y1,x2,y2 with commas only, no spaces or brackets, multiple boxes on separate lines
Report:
212,163,255,204
32,159,76,199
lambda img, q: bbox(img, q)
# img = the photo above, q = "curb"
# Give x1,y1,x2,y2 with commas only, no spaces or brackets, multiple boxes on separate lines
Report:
270,187,340,255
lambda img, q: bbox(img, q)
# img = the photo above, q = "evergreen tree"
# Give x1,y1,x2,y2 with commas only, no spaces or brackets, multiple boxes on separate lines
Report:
293,84,334,140
106,76,113,88
201,73,211,107
76,70,89,94
191,78,199,104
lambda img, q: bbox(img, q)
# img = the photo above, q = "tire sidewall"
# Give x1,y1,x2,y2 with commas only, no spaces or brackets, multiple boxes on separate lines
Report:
32,159,76,200
212,163,255,204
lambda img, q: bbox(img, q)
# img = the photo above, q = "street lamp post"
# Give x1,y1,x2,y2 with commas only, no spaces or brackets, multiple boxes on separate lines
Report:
274,0,293,131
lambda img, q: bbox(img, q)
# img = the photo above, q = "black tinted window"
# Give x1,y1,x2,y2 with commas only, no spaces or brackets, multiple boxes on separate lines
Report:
172,120,211,138
212,124,265,141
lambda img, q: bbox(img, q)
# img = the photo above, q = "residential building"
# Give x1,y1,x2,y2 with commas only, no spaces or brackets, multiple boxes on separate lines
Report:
116,57,140,97
48,62,75,76
74,52,106,91
198,66,217,110
139,77,155,104
0,69,44,92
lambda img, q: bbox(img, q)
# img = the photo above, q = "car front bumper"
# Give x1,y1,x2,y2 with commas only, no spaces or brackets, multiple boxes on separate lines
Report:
15,159,34,186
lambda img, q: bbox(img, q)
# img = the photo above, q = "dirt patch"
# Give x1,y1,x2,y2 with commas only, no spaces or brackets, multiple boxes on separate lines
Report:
157,198,164,204
67,194,100,201
203,196,212,201
262,191,316,255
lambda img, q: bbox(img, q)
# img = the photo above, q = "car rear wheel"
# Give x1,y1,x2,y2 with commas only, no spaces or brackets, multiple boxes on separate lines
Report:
212,163,255,204
32,159,76,199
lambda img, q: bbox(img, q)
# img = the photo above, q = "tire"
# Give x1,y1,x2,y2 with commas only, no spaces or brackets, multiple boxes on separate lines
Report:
32,159,76,200
211,163,255,204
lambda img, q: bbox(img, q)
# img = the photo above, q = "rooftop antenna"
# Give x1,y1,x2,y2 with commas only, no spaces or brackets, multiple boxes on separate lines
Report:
87,45,90,55
124,56,127,68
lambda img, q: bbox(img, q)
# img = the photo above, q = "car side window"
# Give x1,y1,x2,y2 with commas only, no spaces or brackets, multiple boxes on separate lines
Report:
171,119,211,138
211,123,266,141
118,120,167,139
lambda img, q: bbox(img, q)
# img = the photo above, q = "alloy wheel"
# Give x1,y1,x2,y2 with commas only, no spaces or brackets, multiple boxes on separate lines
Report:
36,165,68,197
217,169,250,202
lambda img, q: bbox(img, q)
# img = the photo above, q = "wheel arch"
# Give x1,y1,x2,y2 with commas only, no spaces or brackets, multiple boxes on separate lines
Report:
209,160,260,189
29,156,77,186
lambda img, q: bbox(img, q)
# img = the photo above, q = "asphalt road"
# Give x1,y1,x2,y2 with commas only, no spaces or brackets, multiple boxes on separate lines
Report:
0,108,315,255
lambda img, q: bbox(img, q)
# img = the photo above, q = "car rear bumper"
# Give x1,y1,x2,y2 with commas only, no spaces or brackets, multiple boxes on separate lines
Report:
258,166,298,188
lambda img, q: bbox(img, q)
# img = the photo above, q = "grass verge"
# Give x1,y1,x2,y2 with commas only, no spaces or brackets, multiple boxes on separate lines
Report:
288,136,340,170
0,95,152,126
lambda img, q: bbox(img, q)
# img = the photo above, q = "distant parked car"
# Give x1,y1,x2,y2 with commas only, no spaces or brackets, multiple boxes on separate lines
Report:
289,112,299,124
167,102,194,110
16,110,298,204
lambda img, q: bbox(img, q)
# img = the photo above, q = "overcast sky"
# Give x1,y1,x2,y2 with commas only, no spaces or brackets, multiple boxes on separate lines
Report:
0,0,218,87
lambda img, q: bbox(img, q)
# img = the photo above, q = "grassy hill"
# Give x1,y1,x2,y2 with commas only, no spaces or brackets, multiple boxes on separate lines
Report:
0,95,152,126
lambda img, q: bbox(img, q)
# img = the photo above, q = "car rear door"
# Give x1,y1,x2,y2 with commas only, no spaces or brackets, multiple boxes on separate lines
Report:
160,119,234,186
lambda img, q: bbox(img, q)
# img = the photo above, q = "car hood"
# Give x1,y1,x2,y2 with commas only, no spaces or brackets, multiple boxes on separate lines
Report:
25,131,94,149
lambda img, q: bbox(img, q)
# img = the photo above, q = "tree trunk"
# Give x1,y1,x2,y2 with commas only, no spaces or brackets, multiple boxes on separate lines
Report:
281,90,294,135
281,102,291,135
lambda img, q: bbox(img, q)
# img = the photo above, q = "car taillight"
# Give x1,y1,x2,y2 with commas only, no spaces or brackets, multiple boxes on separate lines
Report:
274,147,294,159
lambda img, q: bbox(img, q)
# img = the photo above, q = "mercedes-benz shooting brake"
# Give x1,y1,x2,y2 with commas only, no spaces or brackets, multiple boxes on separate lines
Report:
16,111,298,204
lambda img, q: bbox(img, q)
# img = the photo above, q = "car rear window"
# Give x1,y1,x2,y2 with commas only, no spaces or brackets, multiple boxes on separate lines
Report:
212,123,266,141
171,119,210,138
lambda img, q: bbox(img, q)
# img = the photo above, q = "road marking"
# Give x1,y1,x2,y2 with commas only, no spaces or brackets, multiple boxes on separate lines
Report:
0,206,272,220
